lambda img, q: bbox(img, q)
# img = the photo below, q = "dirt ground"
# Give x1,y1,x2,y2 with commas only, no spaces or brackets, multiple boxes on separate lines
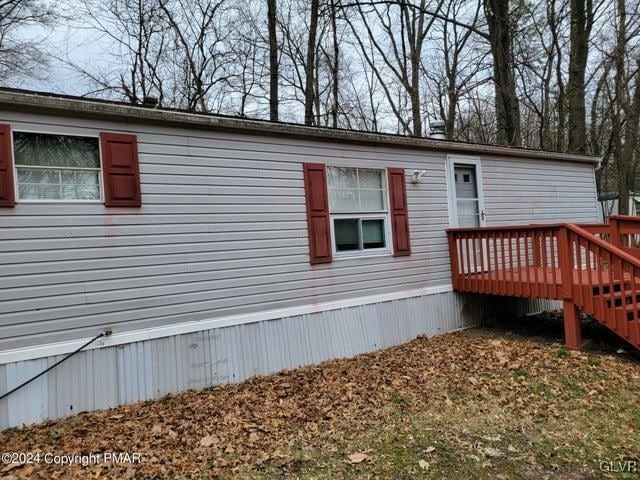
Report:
1,313,639,479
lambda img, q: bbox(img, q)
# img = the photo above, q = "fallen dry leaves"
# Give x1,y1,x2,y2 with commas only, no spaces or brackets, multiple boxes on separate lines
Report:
0,327,638,479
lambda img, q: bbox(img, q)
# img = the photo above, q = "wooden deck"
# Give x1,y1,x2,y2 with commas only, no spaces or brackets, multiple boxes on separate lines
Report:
447,217,640,350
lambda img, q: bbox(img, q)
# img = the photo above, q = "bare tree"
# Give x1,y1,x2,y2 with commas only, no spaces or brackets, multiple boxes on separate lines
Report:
342,0,444,136
0,0,56,83
70,0,168,103
514,0,569,150
423,0,485,139
223,7,267,117
159,0,232,112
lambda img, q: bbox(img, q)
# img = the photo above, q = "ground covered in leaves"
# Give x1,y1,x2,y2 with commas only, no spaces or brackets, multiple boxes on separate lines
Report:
1,317,639,479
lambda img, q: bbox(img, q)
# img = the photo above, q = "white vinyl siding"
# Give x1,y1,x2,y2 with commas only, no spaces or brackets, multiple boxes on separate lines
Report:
0,110,598,351
0,112,452,351
481,155,599,225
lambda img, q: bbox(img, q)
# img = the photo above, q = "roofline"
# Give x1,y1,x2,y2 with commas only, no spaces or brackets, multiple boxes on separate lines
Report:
0,88,600,164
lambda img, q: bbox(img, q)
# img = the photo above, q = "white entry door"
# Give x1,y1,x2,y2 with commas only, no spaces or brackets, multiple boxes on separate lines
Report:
447,156,486,228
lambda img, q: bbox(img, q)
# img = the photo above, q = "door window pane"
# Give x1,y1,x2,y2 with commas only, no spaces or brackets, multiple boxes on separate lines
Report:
334,219,360,251
362,219,385,249
454,165,480,227
454,166,477,199
457,199,479,227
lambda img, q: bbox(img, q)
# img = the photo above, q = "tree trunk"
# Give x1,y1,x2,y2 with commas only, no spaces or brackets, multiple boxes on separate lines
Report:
612,0,638,215
304,0,320,125
548,0,566,151
567,0,593,154
446,87,457,140
267,0,279,122
330,0,339,128
484,0,521,146
410,54,422,136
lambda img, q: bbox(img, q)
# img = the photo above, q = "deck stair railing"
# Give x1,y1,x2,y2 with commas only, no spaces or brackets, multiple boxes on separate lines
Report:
447,216,640,351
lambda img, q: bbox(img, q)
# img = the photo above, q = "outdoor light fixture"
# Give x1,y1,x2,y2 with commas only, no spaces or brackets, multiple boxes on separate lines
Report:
411,170,428,184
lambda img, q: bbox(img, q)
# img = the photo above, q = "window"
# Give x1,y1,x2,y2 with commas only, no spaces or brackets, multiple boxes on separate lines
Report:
327,167,389,255
14,132,101,201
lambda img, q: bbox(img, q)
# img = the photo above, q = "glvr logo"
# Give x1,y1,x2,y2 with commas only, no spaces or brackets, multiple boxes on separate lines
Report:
600,460,638,473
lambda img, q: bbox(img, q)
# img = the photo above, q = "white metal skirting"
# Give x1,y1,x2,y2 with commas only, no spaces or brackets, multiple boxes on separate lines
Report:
0,291,553,429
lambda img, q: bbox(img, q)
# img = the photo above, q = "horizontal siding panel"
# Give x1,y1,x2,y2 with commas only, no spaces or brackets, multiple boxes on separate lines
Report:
140,194,305,205
482,155,597,226
141,163,303,179
0,243,309,265
0,213,305,227
0,221,308,240
0,235,307,254
0,248,437,284
141,184,304,196
0,203,307,216
0,255,445,302
0,249,309,276
0,272,447,335
144,181,303,192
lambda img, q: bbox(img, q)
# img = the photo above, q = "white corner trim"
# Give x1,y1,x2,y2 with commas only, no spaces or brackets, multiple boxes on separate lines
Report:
0,284,453,365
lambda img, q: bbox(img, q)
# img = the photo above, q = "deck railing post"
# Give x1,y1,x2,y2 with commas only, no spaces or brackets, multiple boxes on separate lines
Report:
447,232,459,289
558,226,573,300
563,300,584,350
609,216,622,248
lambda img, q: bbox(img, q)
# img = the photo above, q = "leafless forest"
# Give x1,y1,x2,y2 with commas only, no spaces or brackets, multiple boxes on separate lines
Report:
1,0,640,211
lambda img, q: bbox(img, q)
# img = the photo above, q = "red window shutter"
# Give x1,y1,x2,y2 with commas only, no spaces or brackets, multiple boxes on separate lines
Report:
100,132,142,207
0,124,15,207
388,168,411,256
303,163,332,264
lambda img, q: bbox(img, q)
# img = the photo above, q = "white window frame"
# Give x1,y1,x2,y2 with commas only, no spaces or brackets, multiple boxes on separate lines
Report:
327,166,392,259
12,129,104,204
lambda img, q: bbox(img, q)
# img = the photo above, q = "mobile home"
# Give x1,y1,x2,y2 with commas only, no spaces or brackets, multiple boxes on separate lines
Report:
0,89,600,428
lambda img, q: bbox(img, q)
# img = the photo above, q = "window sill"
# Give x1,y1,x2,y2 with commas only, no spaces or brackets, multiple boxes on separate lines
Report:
333,251,392,261
15,200,104,204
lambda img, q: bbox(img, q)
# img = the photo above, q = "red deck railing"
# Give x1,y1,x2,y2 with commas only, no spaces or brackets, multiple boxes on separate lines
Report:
447,217,640,350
